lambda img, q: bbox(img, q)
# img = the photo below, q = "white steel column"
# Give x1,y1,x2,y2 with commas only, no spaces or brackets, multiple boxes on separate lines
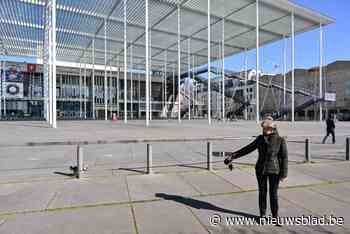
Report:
138,73,141,119
2,61,5,117
145,0,150,126
172,67,175,111
255,0,260,123
104,18,108,120
130,44,133,119
177,5,181,123
207,0,211,125
109,65,113,118
123,0,127,123
319,23,323,122
244,48,248,120
44,0,57,128
149,31,152,121
0,61,2,118
84,62,87,119
117,57,120,116
48,11,52,126
52,0,57,128
192,55,197,116
162,55,165,112
291,12,295,122
283,35,287,119
43,3,49,122
164,50,167,115
221,18,225,121
0,61,4,118
188,39,191,120
92,39,96,119
79,61,82,118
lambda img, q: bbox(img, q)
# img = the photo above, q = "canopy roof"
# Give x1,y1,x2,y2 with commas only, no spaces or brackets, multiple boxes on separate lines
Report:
0,0,334,71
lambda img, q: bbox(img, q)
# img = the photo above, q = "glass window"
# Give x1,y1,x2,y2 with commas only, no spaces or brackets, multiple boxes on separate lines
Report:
346,80,350,97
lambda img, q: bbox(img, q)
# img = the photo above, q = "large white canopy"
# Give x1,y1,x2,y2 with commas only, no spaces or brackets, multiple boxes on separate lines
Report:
0,0,334,71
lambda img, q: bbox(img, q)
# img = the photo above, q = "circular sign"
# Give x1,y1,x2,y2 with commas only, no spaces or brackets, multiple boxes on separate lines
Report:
7,84,20,95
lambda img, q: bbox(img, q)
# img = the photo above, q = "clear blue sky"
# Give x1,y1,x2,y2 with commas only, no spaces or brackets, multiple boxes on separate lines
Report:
224,0,349,74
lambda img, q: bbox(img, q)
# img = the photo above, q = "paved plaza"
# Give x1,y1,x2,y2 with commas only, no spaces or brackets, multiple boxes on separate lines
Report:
0,120,350,233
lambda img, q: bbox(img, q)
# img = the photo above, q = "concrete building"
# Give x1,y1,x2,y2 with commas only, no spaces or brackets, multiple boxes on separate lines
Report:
1,62,165,120
257,60,350,121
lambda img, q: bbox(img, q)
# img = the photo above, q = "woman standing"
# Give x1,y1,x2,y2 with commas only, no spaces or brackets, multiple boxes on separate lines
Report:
224,117,288,219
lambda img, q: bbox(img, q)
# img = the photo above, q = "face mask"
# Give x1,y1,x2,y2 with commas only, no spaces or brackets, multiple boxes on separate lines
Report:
263,128,273,136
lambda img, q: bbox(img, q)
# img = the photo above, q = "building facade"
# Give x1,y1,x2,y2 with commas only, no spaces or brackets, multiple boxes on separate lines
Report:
0,62,165,120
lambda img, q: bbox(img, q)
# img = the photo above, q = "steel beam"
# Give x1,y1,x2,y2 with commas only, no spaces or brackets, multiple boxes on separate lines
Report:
255,0,260,123
177,5,181,123
291,12,295,122
207,0,211,125
319,23,323,122
123,0,127,123
145,0,150,126
222,18,225,121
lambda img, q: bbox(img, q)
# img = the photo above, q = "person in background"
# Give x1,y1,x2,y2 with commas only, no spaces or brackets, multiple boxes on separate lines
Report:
224,116,288,221
322,114,336,144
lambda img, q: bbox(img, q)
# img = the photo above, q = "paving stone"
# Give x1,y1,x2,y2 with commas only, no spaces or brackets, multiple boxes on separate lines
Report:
0,205,134,234
309,182,350,204
280,187,350,224
133,200,207,234
0,181,60,214
214,169,258,191
126,174,200,201
48,176,129,209
179,171,241,195
294,163,350,182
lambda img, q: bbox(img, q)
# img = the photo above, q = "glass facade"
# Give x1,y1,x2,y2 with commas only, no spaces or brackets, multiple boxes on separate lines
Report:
0,63,164,120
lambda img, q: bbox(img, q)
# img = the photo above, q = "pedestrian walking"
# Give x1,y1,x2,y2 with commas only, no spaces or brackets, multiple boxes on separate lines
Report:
322,114,336,144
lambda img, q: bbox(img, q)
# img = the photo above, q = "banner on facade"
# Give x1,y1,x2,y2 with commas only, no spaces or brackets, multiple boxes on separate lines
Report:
324,92,336,102
5,64,24,82
27,64,37,73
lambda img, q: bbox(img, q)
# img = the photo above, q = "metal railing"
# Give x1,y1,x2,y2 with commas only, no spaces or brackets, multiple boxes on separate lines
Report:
2,136,348,179
44,136,350,179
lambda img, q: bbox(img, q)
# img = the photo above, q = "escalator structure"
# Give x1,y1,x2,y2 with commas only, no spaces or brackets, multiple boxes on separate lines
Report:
271,98,324,120
162,66,324,119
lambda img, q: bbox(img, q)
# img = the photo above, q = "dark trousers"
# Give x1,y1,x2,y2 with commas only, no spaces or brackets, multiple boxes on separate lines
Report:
322,129,335,144
256,172,280,217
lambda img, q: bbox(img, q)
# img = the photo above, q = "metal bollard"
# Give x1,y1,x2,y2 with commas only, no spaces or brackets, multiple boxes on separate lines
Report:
207,142,212,171
77,145,83,178
305,138,310,162
346,138,349,161
147,144,153,174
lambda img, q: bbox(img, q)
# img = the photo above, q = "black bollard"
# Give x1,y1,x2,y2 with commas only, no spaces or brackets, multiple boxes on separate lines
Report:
346,138,349,161
305,138,310,162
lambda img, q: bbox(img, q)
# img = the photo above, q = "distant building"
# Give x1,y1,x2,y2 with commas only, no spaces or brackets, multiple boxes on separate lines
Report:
258,60,350,120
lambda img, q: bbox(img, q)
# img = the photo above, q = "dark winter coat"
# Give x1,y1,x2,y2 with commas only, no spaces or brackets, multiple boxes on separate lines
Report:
232,133,288,178
326,118,335,131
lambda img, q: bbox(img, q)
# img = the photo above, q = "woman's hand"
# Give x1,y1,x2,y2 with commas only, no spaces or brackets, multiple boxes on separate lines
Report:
279,177,287,182
224,157,232,165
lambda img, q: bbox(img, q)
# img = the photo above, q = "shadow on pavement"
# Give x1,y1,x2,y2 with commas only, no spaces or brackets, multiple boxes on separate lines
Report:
155,193,258,219
117,167,146,174
54,171,75,177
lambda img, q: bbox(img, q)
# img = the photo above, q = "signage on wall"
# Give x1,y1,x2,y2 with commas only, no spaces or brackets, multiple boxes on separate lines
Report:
3,82,24,98
2,63,25,98
324,92,336,102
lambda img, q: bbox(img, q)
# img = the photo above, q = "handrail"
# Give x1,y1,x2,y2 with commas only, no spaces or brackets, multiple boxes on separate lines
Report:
0,134,332,148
